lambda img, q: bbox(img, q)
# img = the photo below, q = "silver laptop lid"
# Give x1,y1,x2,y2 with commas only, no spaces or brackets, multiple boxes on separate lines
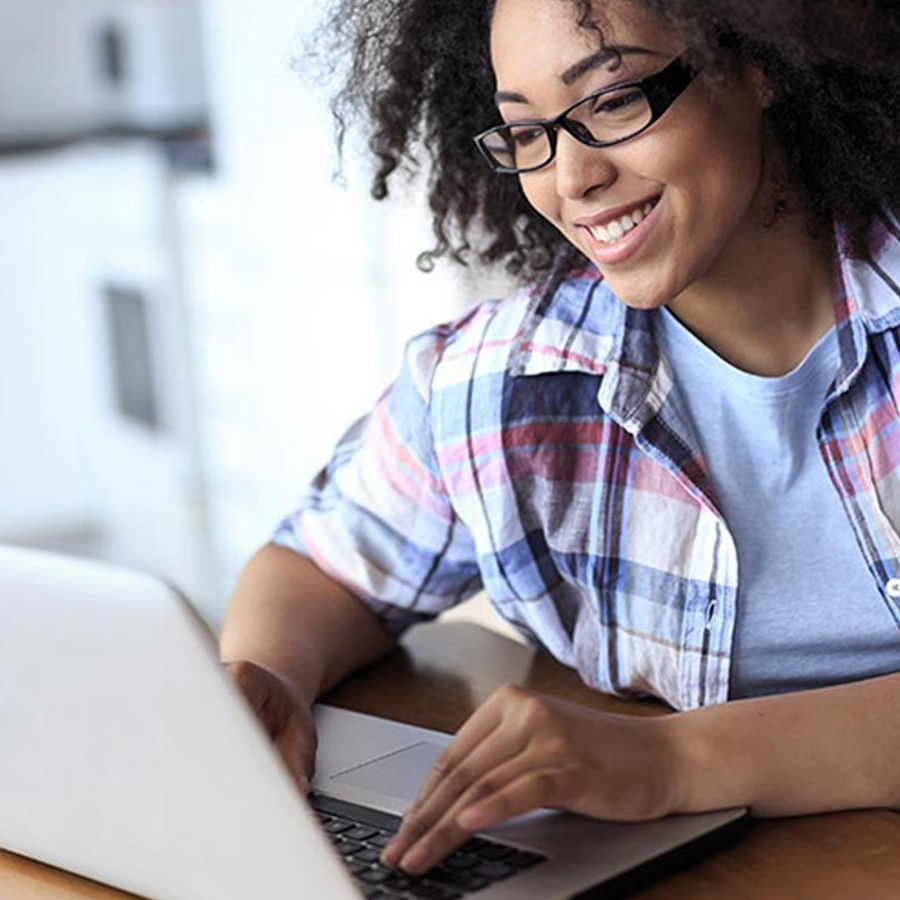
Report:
0,545,359,900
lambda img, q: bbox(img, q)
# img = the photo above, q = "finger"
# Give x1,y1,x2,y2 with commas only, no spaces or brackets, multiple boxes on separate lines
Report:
457,766,564,832
382,723,525,866
383,688,540,865
395,754,557,875
393,808,472,875
411,694,510,806
400,685,534,823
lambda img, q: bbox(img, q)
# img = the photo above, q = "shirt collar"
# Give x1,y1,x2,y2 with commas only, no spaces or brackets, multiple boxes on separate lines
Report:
510,219,900,419
833,216,900,394
508,268,671,433
508,270,620,379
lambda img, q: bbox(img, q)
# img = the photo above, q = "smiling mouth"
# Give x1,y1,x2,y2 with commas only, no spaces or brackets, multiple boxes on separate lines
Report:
587,197,660,246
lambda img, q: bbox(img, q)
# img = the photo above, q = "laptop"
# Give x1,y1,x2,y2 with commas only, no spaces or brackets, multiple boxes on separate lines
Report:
0,545,747,900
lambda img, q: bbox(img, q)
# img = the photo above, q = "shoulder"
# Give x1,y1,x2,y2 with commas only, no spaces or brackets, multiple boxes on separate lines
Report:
405,267,621,397
398,281,538,400
841,214,900,327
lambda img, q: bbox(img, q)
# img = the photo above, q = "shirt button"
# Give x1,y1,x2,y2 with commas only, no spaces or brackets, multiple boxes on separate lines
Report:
886,578,900,599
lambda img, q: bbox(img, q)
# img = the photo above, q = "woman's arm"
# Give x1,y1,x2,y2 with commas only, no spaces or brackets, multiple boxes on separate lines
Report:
220,543,397,705
671,670,900,816
382,672,900,874
219,543,397,785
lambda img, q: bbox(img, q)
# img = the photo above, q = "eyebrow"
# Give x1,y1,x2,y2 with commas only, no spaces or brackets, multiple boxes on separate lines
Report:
494,46,661,104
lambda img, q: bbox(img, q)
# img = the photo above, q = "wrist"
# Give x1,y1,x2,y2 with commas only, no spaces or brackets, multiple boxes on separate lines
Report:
647,713,693,816
659,704,755,814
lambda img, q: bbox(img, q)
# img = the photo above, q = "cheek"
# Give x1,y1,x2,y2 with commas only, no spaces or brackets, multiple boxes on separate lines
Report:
519,171,562,225
654,102,767,242
684,95,766,216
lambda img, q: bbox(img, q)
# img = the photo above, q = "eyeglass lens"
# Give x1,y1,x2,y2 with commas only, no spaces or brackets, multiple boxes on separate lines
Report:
481,85,652,171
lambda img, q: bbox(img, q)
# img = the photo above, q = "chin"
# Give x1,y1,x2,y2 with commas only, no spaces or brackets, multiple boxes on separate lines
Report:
600,273,676,311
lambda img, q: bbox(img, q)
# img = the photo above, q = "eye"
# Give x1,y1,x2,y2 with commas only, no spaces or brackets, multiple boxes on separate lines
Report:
511,126,545,147
592,87,643,116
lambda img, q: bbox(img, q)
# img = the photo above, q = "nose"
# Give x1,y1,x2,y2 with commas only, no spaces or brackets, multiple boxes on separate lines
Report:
553,129,617,200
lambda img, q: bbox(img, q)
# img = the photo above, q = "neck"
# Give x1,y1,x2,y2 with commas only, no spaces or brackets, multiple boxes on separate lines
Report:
667,213,836,377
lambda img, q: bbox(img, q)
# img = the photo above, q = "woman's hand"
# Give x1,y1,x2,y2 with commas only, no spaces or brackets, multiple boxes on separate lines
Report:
224,659,318,794
381,685,683,875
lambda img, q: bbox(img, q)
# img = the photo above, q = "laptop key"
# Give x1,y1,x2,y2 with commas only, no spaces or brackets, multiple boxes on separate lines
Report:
354,847,382,864
348,860,372,876
506,850,545,868
339,840,366,857
368,832,395,849
472,860,516,881
384,872,419,891
443,852,480,871
344,825,380,842
426,866,490,892
309,793,402,833
476,843,515,861
358,867,393,885
322,818,354,835
408,882,462,900
458,838,490,854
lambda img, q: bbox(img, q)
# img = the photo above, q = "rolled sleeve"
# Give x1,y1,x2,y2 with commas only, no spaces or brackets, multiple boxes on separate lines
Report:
273,327,482,635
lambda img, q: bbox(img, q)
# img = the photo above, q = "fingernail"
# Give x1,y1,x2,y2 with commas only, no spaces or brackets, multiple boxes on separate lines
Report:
380,843,400,867
399,845,429,874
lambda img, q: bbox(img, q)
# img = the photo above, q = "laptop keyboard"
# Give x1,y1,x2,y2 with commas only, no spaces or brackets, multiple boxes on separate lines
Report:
310,793,546,898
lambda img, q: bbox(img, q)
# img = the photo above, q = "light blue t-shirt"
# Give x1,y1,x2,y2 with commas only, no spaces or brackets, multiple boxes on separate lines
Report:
656,306,900,698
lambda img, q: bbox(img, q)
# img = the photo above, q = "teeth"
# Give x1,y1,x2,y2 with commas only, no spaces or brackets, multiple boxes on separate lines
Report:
589,201,655,246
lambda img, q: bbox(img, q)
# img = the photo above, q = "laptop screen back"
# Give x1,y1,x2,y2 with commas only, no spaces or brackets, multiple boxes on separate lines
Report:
0,546,358,900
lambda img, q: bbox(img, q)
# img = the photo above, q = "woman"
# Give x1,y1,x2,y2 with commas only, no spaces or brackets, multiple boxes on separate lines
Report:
220,0,900,877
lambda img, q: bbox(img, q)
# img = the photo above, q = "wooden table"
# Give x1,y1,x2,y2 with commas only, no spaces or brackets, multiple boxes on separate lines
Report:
4,621,900,899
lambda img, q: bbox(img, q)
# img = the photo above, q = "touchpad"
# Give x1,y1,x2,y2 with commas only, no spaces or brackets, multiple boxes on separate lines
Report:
330,741,445,802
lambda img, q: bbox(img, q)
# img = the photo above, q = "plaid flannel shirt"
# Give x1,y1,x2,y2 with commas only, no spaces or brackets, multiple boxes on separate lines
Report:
274,220,900,710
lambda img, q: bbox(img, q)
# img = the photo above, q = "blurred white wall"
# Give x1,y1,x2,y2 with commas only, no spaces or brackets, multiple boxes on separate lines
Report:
0,0,519,630
0,140,210,607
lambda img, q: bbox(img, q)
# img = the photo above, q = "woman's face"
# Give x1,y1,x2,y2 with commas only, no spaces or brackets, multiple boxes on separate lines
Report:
489,0,770,308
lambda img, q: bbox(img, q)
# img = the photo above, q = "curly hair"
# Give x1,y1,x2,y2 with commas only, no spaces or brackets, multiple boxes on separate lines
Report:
308,0,900,278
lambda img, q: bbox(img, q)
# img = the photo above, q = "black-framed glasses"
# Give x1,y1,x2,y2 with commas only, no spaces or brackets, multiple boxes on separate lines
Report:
473,53,698,174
